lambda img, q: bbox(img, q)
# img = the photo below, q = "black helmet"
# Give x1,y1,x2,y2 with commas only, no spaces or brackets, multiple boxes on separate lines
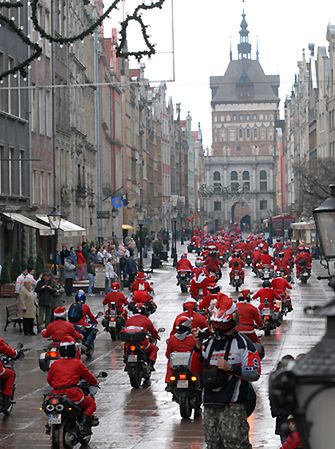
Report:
59,338,76,358
134,303,148,317
262,280,271,288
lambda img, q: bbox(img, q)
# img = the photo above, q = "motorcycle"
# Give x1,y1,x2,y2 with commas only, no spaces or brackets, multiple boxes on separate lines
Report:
230,270,243,292
121,326,164,389
258,265,274,281
39,342,61,372
177,270,191,293
42,371,108,449
276,268,292,283
245,255,252,267
0,343,27,415
75,323,98,359
167,352,202,419
102,304,126,341
276,293,293,317
260,300,278,336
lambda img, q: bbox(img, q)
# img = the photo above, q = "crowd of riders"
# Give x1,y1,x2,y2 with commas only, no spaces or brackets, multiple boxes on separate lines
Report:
0,225,312,449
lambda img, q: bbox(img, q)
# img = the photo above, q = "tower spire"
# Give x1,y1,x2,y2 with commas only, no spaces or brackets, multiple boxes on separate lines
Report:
237,0,252,60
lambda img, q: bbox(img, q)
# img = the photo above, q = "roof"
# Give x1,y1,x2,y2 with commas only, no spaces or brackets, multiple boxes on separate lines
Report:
210,58,280,104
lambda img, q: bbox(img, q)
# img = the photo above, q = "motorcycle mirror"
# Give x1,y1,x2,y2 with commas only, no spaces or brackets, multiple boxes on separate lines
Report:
158,327,165,333
150,282,154,286
97,371,108,378
17,343,24,349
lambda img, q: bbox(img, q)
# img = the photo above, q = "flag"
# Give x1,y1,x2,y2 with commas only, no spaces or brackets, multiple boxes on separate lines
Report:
111,195,123,209
122,193,129,206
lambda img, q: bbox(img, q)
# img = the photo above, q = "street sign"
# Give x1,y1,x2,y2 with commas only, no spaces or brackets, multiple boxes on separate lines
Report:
97,211,110,219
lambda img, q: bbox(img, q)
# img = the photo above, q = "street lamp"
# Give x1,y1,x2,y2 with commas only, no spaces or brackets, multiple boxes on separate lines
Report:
47,208,62,275
180,212,185,245
137,208,145,271
270,185,335,449
171,208,178,267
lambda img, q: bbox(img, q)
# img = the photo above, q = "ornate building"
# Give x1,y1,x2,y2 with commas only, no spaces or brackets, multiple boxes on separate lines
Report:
203,10,280,231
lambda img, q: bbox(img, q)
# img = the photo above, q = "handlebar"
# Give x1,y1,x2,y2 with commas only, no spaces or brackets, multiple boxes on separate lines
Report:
317,276,330,280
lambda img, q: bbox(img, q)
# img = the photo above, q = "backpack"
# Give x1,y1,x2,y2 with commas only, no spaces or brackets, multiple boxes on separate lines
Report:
68,302,83,323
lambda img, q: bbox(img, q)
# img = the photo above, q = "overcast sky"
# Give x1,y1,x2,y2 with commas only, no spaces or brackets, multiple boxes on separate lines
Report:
104,0,334,148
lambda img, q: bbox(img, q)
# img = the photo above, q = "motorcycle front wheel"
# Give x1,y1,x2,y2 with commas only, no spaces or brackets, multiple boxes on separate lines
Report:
179,396,192,419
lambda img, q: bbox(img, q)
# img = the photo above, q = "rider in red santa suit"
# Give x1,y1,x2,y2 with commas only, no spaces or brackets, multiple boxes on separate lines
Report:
0,338,23,408
189,269,215,299
176,254,193,272
165,316,196,383
204,250,222,275
102,282,129,319
124,303,160,369
47,337,99,434
170,298,208,335
274,252,292,275
253,281,282,311
41,307,83,345
131,272,154,293
272,275,292,295
229,253,245,283
295,246,312,277
259,249,274,267
199,284,221,314
236,290,263,344
191,258,209,279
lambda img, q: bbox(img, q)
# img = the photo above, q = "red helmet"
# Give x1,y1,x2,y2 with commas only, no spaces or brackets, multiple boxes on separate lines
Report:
210,295,239,332
175,315,193,331
136,272,146,280
111,282,120,291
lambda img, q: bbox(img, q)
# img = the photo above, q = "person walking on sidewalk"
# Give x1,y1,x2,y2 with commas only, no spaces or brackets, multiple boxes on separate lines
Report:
35,272,57,328
18,279,38,335
64,256,76,297
87,249,96,297
104,258,117,294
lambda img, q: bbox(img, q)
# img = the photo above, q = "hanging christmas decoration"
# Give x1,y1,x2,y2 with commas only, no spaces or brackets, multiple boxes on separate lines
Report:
0,0,166,82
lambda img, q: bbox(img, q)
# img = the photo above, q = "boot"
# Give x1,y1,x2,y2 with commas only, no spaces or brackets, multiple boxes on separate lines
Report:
91,415,99,427
148,360,156,372
81,415,93,436
2,395,12,410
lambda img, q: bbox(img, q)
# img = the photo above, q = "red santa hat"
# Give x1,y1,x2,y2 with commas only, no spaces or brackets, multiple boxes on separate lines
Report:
183,298,197,311
136,272,146,280
53,306,67,318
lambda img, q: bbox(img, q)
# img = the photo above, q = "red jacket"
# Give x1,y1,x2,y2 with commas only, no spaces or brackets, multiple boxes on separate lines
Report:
204,257,221,273
0,338,17,373
73,303,98,327
176,258,193,271
132,290,153,305
191,267,209,278
165,334,196,358
229,257,245,271
131,280,153,293
47,358,97,403
252,250,262,262
125,314,159,340
76,251,86,265
170,311,207,335
103,292,129,311
41,319,83,343
236,302,263,333
260,254,273,265
274,259,291,273
253,288,281,310
295,252,312,267
272,278,292,294
199,293,218,313
280,432,302,449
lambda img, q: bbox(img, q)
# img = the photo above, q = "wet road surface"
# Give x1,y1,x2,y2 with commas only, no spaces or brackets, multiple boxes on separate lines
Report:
0,247,333,449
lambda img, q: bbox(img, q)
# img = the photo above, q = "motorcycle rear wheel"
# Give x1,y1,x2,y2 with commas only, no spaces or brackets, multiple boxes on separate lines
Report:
180,281,188,293
79,435,91,447
129,370,142,389
179,397,192,419
264,328,271,336
51,424,65,449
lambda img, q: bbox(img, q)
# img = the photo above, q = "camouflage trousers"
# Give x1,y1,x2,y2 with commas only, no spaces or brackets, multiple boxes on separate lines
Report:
204,404,252,449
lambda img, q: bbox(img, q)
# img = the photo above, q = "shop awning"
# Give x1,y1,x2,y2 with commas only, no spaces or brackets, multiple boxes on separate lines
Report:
2,213,53,236
291,221,316,230
36,215,86,237
122,224,135,231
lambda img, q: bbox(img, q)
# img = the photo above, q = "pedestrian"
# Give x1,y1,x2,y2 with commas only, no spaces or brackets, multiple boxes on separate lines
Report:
279,415,302,449
15,268,28,296
87,248,96,297
35,272,57,328
269,354,295,443
64,256,76,297
82,241,89,261
18,279,38,335
190,295,261,449
126,252,138,288
69,246,77,265
76,245,86,281
104,257,117,293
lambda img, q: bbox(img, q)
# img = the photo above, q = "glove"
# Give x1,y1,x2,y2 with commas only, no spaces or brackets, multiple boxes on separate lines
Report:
16,350,25,361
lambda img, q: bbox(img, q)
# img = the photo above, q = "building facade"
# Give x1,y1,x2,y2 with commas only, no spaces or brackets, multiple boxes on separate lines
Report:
204,11,280,231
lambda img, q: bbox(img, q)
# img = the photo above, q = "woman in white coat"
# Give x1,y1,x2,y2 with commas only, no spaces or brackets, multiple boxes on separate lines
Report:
18,279,38,335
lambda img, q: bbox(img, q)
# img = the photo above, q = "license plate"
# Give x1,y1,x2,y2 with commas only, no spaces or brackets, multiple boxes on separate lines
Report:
199,289,203,295
234,276,239,280
264,273,269,278
128,354,137,362
177,380,189,388
109,321,116,328
48,414,62,425
262,308,271,315
303,272,308,276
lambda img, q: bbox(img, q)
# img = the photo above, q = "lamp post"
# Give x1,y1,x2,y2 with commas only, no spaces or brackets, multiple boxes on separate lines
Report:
180,213,185,245
137,208,145,271
47,208,62,275
270,185,335,449
171,208,178,267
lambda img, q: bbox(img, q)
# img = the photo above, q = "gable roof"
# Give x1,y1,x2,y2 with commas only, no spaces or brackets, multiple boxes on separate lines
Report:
210,58,280,104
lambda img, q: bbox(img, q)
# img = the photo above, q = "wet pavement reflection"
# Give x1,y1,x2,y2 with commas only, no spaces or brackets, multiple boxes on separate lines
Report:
0,248,332,448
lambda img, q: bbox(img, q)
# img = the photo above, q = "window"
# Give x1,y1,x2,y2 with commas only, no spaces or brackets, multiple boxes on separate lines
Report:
260,170,267,192
213,171,221,182
246,128,250,139
254,127,258,139
239,127,243,139
233,114,237,121
46,90,52,137
39,89,45,135
8,148,14,195
252,114,257,120
18,150,24,196
231,171,239,191
40,171,44,205
242,171,250,192
229,128,236,141
0,53,8,112
214,201,222,211
246,115,250,121
32,170,37,204
260,200,268,210
214,115,217,123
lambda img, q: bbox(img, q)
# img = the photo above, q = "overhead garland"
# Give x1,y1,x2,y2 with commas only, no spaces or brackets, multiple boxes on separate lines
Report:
0,0,166,82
